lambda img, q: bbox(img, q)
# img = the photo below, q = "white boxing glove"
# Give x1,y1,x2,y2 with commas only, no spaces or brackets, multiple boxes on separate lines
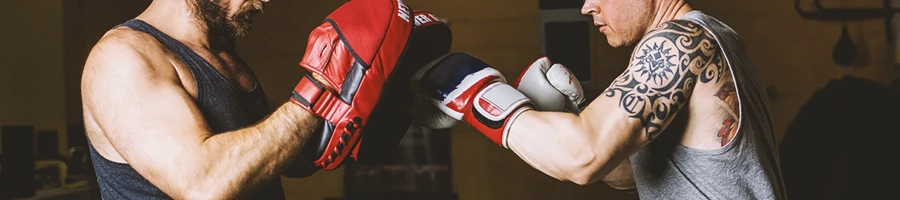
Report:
512,57,586,113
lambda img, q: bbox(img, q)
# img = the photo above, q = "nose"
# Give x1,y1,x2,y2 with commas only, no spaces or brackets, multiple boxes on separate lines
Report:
581,1,595,15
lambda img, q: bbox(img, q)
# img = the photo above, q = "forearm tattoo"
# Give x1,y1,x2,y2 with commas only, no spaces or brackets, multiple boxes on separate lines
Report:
603,20,723,140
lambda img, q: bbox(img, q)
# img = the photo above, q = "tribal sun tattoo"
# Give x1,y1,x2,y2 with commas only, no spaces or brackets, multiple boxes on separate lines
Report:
603,20,724,140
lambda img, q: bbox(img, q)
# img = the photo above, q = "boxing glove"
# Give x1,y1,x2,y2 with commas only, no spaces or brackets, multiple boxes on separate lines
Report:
405,11,458,130
291,0,413,170
512,57,586,113
412,53,533,148
350,10,453,163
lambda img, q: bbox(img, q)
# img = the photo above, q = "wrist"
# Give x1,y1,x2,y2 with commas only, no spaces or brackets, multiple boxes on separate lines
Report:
501,105,532,148
470,103,531,148
280,102,326,169
281,102,321,140
463,82,533,148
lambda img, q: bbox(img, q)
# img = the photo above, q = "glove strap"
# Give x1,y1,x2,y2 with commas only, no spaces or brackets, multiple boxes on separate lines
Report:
468,82,532,148
291,74,327,109
290,74,355,170
291,75,351,121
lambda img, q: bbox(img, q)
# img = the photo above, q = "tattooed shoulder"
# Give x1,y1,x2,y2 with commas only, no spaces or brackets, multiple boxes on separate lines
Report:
603,20,723,140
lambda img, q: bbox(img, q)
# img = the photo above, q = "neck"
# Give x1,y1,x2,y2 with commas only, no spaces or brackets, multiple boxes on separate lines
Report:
136,0,235,52
647,0,693,33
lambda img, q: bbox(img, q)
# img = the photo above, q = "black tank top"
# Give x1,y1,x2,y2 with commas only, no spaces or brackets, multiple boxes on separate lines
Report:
87,19,282,199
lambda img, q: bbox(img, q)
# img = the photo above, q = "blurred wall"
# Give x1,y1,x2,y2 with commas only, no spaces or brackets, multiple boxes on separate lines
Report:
64,0,152,124
3,0,898,200
0,1,67,156
692,0,900,142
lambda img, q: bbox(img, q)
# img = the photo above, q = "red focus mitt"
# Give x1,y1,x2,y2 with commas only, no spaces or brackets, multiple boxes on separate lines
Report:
292,0,414,170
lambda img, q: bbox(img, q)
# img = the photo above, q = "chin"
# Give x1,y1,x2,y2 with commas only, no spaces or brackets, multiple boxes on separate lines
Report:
608,35,645,48
228,18,253,39
606,37,627,48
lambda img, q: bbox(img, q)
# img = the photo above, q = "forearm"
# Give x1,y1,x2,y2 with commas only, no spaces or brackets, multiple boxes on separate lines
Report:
507,110,596,184
506,110,631,185
187,103,319,199
414,52,629,185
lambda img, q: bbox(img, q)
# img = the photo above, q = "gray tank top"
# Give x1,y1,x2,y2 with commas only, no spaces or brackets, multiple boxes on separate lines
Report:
629,11,787,199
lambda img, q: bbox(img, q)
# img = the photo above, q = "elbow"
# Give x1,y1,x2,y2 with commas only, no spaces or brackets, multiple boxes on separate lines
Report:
570,176,593,186
561,151,608,186
178,186,231,200
566,162,602,186
601,159,636,190
566,135,611,185
566,169,598,186
169,177,234,200
179,190,214,200
603,179,637,190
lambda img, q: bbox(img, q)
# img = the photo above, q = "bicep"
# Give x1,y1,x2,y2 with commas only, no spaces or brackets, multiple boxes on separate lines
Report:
82,45,211,181
583,20,718,149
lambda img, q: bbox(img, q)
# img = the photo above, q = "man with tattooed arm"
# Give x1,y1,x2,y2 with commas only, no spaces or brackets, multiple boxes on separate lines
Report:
412,0,786,199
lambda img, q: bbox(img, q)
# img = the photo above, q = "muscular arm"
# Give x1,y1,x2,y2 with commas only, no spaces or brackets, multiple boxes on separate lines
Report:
508,20,719,185
82,35,320,199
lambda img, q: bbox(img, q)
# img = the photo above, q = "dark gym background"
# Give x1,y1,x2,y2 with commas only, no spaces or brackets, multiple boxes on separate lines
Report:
2,0,899,199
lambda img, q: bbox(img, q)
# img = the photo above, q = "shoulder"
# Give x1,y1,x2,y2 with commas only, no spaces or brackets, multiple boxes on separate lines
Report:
643,20,713,42
87,26,168,67
82,26,182,100
628,20,721,79
635,20,720,59
604,20,724,139
84,27,176,85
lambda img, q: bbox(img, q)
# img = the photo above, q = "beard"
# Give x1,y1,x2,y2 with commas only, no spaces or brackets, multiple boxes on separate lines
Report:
191,0,264,39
